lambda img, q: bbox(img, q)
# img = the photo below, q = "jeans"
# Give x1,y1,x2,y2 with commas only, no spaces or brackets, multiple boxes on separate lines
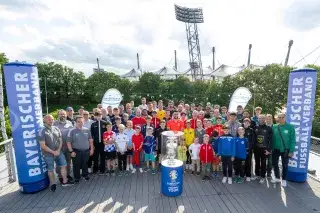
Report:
56,147,71,177
254,148,267,178
222,156,233,177
272,149,289,180
45,152,67,171
72,149,90,180
245,149,252,177
118,152,127,171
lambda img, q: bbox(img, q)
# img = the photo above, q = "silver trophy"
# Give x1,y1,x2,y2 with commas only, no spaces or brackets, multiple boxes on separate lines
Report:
166,136,178,165
161,131,183,166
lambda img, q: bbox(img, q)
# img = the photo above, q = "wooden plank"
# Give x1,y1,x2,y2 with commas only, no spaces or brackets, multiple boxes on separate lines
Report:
214,195,231,213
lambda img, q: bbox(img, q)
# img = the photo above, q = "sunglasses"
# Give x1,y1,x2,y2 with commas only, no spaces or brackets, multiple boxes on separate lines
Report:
278,117,285,119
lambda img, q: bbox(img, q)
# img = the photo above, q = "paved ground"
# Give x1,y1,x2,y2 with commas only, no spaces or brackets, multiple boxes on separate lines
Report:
1,170,320,213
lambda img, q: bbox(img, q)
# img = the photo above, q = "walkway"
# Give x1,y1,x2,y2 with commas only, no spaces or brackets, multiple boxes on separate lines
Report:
1,169,320,213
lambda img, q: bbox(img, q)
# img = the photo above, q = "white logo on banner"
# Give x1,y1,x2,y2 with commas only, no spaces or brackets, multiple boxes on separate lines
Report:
101,88,123,109
228,87,252,113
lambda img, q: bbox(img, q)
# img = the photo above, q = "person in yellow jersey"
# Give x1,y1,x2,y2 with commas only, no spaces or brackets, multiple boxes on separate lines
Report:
184,120,195,171
156,100,166,120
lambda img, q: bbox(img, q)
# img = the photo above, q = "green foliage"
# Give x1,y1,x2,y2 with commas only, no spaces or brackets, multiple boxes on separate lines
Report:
49,109,59,120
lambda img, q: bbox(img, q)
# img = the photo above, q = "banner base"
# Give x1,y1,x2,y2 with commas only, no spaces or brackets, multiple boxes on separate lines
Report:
19,177,49,194
161,159,183,197
287,171,307,183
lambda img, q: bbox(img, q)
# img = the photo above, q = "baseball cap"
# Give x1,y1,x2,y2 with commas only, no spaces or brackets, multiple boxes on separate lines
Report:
66,106,73,111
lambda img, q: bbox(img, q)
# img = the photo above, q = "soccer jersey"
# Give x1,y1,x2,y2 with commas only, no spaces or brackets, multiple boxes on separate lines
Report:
132,134,144,151
115,133,129,153
132,116,146,129
184,128,195,147
157,110,166,120
104,143,116,152
103,131,116,142
189,143,201,160
143,136,156,154
167,119,184,132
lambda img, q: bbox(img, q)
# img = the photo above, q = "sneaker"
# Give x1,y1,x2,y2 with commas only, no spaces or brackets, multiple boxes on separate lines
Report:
62,180,74,187
214,172,218,178
234,177,239,183
256,176,261,180
88,168,92,174
246,177,251,182
271,178,281,183
99,172,105,176
126,166,129,171
139,168,143,173
83,176,90,181
202,177,206,181
118,172,123,177
132,168,136,173
267,173,272,179
111,170,116,176
206,176,211,180
196,172,200,176
238,178,244,184
124,171,129,176
251,176,256,180
281,180,287,187
50,184,56,192
67,175,73,181
222,177,227,184
144,168,150,172
228,177,232,185
74,180,80,184
259,178,265,184
59,178,63,184
191,171,194,175
152,170,156,175
106,171,110,176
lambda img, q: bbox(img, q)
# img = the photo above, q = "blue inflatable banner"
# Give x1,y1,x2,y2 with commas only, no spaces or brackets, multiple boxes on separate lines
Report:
4,62,49,193
286,68,318,182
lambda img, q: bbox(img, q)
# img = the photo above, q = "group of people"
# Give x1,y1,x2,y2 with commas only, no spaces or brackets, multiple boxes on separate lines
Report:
39,97,296,192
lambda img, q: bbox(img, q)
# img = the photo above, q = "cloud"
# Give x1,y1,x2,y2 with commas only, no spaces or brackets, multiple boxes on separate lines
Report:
284,0,320,31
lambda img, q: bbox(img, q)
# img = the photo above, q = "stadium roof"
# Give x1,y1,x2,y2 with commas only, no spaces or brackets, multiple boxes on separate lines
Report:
121,68,142,78
152,66,182,76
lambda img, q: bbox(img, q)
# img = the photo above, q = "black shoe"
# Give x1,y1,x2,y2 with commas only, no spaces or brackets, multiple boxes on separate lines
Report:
62,179,74,187
206,176,211,180
191,171,194,175
67,175,73,181
75,180,80,184
83,176,90,181
196,172,200,176
50,184,57,192
59,178,63,184
202,177,206,181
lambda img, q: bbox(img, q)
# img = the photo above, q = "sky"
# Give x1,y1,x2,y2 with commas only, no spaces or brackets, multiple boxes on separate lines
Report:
0,0,320,77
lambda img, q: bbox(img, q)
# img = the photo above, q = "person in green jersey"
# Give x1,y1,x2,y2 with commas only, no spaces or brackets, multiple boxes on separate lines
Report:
271,113,296,187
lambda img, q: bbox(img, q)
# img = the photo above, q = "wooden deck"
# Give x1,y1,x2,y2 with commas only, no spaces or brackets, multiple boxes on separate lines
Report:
1,171,320,213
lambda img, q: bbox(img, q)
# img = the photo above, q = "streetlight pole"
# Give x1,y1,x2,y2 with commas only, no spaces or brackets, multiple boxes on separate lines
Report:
44,77,48,114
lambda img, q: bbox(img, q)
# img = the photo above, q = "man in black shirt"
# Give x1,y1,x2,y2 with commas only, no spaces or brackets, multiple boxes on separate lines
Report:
155,120,167,169
254,115,272,183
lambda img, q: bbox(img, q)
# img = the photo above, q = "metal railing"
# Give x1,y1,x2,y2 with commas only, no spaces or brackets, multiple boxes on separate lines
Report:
0,138,16,186
311,136,320,154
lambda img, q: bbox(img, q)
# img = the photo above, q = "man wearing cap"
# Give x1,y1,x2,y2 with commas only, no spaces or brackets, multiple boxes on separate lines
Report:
53,110,74,183
90,110,108,174
66,107,75,125
67,116,94,183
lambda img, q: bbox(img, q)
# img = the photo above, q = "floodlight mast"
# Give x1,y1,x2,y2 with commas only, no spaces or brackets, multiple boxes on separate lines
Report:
174,4,204,81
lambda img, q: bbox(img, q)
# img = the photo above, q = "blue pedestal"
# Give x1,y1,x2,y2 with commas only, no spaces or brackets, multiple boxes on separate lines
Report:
20,177,50,194
161,159,183,197
287,171,307,183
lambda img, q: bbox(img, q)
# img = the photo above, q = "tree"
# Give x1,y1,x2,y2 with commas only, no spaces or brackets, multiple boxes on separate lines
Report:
134,73,164,97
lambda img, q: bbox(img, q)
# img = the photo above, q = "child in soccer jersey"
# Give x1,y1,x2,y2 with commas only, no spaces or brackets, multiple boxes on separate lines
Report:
115,124,129,176
177,139,188,170
124,120,135,172
143,127,157,174
217,125,236,185
141,116,154,137
112,116,122,133
184,120,195,170
103,122,117,176
234,127,248,183
199,134,214,181
132,126,144,173
211,130,221,178
189,138,201,175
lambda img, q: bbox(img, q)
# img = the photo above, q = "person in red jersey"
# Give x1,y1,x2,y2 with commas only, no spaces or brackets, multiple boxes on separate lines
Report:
132,109,146,129
151,111,160,129
167,111,184,132
204,119,214,137
199,134,214,181
132,126,144,173
212,116,225,136
190,110,200,129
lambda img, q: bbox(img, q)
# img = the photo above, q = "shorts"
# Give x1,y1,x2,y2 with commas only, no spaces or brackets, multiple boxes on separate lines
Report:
105,151,117,160
144,153,156,162
212,156,221,165
126,149,133,156
44,153,67,171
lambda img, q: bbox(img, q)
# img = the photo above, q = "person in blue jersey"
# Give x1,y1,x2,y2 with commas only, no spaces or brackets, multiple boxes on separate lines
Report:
211,130,221,178
143,127,157,175
243,118,256,182
234,127,248,183
217,125,236,185
112,116,121,133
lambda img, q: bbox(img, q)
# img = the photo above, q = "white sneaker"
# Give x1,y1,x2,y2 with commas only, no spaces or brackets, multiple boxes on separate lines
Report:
281,180,287,187
139,168,143,173
271,178,281,183
126,166,129,171
222,177,227,183
246,177,251,182
251,176,256,180
130,164,134,170
259,178,265,184
132,168,136,173
88,168,92,174
228,177,232,185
